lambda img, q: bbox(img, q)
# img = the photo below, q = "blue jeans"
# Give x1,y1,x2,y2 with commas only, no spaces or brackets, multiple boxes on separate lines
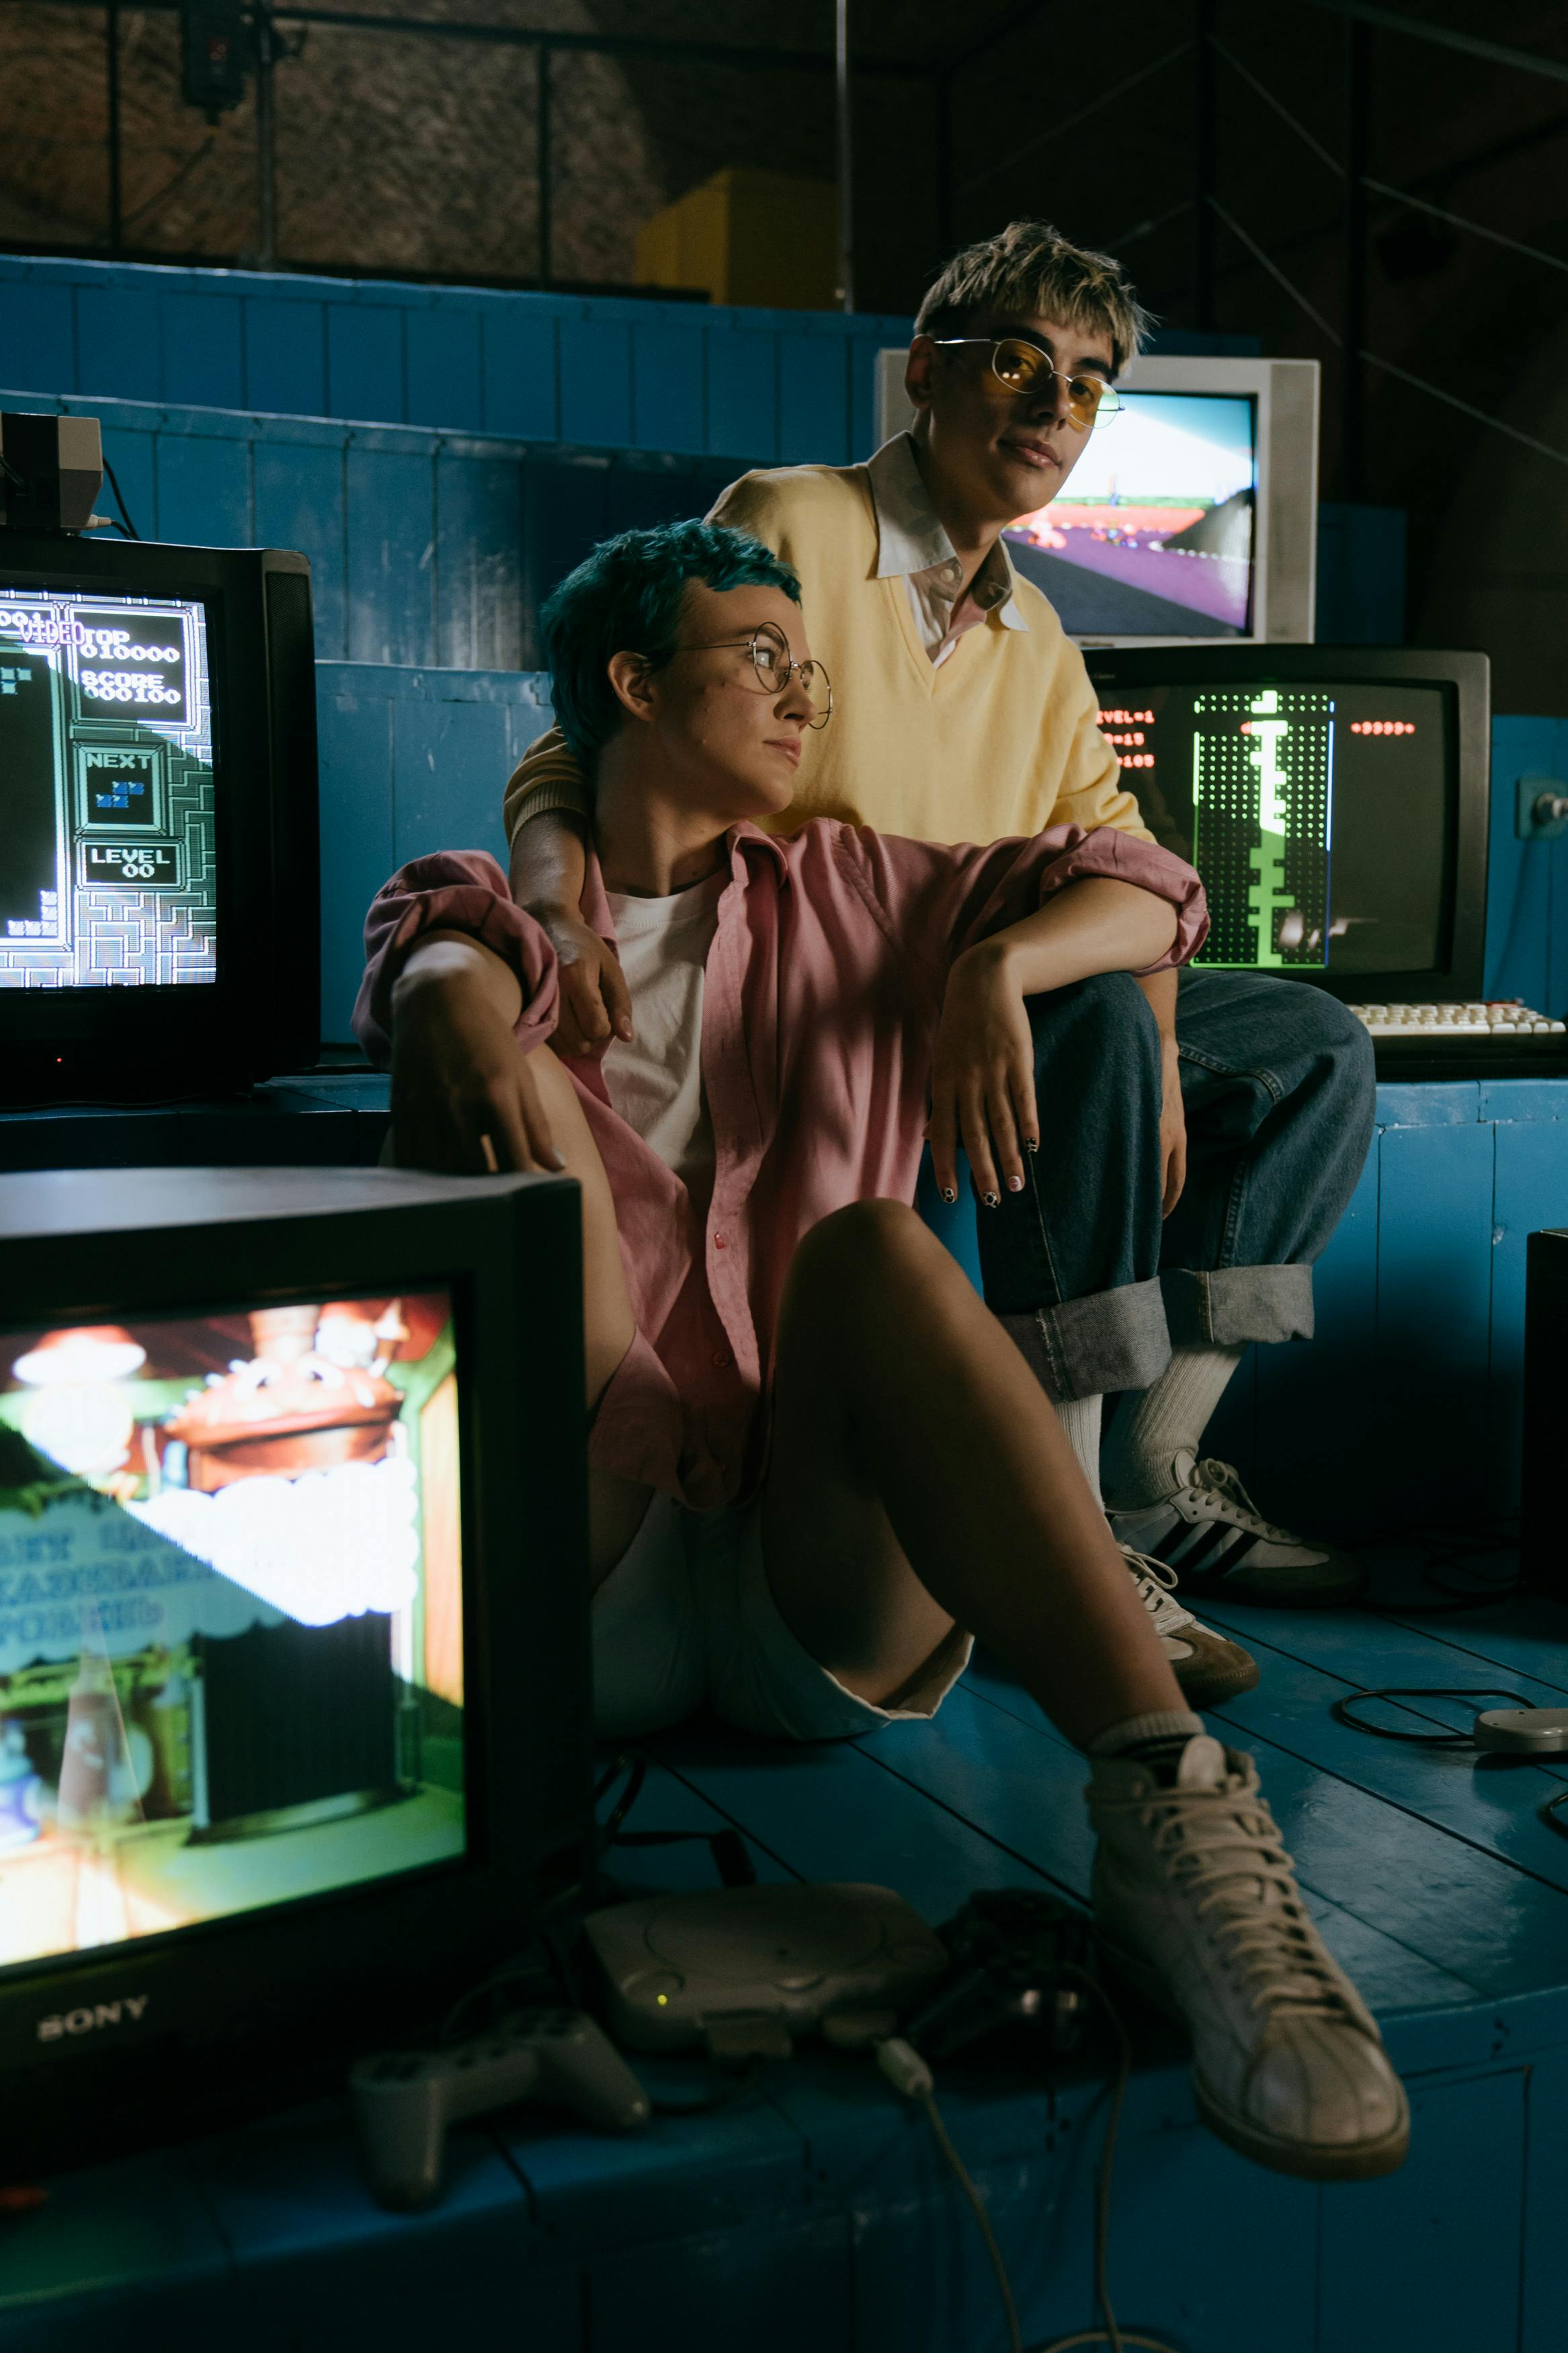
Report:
975,969,1376,1401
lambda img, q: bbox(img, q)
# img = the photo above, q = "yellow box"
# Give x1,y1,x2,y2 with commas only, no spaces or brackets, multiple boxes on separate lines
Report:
636,169,841,311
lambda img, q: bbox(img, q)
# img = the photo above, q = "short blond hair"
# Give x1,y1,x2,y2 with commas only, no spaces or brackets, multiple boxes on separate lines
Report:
915,220,1151,376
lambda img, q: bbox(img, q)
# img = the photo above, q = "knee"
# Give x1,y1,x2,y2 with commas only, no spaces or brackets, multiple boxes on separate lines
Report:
1027,967,1161,1078
1290,988,1375,1107
788,1199,948,1305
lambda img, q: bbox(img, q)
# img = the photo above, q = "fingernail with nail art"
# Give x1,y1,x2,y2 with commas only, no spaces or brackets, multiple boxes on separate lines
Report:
941,1187,956,1204
1007,1175,1024,1191
983,1192,999,1207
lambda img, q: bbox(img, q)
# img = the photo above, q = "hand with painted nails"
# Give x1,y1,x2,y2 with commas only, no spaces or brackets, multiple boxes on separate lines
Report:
925,937,1039,1209
388,932,567,1178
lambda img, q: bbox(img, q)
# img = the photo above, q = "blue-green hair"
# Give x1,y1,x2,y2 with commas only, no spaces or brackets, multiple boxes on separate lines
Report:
541,520,802,772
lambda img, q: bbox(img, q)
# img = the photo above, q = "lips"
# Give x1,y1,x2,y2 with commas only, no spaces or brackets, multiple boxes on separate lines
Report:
1002,436,1060,470
769,738,802,768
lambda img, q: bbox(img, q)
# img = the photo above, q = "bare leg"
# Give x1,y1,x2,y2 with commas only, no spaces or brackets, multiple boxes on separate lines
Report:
761,1201,1183,1749
515,1047,659,1583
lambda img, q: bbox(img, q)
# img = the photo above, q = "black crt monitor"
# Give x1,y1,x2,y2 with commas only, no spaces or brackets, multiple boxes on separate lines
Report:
1082,647,1490,1002
0,1166,592,2171
0,532,319,1102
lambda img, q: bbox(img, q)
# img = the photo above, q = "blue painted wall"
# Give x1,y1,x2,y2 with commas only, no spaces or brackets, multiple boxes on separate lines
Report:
1485,715,1568,1013
0,253,909,467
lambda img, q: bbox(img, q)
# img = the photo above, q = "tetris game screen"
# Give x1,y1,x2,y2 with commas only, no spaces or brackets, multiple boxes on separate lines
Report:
1006,393,1257,639
1100,681,1450,973
0,1293,466,1970
0,587,216,991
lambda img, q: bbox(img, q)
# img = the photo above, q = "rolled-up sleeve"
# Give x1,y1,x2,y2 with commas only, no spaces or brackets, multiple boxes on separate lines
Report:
838,821,1208,986
352,850,562,1066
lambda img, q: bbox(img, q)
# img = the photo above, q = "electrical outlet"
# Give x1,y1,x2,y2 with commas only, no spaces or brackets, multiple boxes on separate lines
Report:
1516,775,1568,840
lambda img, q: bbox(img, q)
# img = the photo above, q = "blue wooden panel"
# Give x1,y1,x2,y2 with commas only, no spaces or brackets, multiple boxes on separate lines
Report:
161,292,245,409
1253,1148,1379,1539
343,446,434,664
202,2095,545,2346
778,331,847,467
406,303,482,432
708,328,778,461
0,2144,234,2347
587,2216,850,2353
1319,2067,1524,2350
392,693,511,868
1524,2045,1568,2349
243,296,328,417
914,1142,981,1293
315,673,396,1041
434,448,524,670
630,317,706,454
75,284,161,401
1375,1119,1495,1527
253,437,348,658
479,303,559,438
327,305,404,424
851,329,888,461
97,418,156,545
559,317,633,450
0,280,77,391
1375,1080,1477,1126
1491,1117,1568,1513
153,431,253,549
525,450,611,633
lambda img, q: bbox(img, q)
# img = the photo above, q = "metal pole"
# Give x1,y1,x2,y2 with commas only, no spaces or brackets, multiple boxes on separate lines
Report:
1192,0,1216,327
1341,17,1370,499
255,0,278,269
835,0,853,311
106,0,122,252
537,40,551,284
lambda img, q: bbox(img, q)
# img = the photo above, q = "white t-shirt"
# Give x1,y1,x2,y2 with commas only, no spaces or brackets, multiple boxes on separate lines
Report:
601,868,726,1198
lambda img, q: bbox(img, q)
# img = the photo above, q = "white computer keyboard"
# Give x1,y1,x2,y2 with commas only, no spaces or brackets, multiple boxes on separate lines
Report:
1349,1001,1566,1038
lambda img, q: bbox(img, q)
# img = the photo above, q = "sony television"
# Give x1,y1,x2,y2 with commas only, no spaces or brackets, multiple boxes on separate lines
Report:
876,351,1320,646
0,1164,592,2171
0,529,319,1103
1082,645,1491,1004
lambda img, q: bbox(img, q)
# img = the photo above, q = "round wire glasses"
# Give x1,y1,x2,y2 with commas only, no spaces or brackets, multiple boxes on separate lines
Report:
932,336,1124,432
672,621,833,728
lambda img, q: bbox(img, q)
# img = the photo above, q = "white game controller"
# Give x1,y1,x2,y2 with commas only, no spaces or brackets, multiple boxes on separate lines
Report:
350,2007,651,2208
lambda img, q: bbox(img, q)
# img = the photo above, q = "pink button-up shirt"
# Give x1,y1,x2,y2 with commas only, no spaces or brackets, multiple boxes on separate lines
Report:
356,819,1206,1510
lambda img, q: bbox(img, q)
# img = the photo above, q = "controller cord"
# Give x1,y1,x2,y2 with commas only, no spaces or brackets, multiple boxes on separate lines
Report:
877,1972,1180,2353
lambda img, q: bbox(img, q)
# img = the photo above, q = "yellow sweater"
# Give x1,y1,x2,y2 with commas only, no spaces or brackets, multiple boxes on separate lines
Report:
501,460,1152,852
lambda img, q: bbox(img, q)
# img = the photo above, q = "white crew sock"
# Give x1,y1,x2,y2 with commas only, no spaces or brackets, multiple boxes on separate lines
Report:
1087,1709,1207,1780
1053,1393,1104,1511
1102,1345,1245,1510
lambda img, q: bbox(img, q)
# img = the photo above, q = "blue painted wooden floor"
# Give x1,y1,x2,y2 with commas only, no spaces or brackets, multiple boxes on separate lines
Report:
8,1570,1568,2353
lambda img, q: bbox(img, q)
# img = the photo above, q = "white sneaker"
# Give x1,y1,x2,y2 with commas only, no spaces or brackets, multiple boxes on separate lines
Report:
1108,1452,1363,1608
1087,1734,1409,2180
1120,1545,1260,1710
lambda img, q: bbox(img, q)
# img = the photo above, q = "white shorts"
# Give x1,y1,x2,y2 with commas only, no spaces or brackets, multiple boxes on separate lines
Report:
591,1492,974,1743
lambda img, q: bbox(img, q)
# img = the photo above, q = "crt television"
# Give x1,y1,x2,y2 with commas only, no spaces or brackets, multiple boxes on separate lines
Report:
0,531,320,1103
0,1164,591,2171
1082,645,1491,1003
876,352,1320,646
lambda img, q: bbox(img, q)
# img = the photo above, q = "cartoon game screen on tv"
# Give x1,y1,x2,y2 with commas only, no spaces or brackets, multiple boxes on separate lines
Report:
1096,681,1449,973
1005,392,1257,638
0,1293,466,1977
0,586,217,990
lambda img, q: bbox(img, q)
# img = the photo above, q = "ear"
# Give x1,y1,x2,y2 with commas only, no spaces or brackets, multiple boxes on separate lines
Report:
905,334,939,413
606,649,660,725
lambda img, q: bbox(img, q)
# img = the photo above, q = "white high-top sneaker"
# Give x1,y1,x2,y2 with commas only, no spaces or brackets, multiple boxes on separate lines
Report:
1087,1733,1409,2180
1120,1546,1260,1710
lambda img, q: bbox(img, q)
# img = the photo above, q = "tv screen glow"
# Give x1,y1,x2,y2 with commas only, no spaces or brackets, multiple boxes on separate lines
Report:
1005,391,1259,639
0,586,218,990
0,1291,466,1977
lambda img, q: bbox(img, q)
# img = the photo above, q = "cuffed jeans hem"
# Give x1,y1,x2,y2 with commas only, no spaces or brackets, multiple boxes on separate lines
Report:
1033,1277,1173,1402
1159,1263,1315,1349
